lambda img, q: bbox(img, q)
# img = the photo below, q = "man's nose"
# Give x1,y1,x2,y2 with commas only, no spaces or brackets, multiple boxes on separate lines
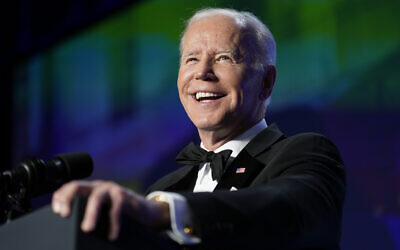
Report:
194,61,217,81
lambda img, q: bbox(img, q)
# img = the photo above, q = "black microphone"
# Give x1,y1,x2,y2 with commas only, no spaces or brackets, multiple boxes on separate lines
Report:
1,152,93,198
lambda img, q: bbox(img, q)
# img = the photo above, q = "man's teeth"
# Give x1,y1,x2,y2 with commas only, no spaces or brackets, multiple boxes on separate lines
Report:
195,92,221,100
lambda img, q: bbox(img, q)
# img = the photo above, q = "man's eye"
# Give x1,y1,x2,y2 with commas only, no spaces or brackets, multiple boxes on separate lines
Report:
218,55,232,62
186,57,198,64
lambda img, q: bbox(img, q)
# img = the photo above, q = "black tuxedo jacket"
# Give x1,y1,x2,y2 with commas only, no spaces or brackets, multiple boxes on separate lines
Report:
146,124,346,250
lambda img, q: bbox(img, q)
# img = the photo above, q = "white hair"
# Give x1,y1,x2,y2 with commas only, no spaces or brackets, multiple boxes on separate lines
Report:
179,8,276,68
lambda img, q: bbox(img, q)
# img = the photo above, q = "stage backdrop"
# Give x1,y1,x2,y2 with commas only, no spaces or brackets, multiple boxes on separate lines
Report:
10,0,400,249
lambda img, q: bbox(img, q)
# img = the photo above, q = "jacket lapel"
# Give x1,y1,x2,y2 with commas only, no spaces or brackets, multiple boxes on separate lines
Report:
215,149,265,190
147,165,198,193
215,123,285,190
245,123,285,158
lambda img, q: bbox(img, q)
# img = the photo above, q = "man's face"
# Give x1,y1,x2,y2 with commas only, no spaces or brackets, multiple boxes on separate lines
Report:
177,15,266,137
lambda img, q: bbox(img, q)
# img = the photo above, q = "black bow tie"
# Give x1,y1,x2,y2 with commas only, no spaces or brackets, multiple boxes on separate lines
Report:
176,142,233,181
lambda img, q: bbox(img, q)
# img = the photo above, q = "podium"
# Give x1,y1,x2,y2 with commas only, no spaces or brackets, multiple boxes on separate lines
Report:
0,197,181,250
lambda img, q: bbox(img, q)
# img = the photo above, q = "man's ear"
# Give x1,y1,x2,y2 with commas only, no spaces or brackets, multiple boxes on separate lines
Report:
259,65,276,100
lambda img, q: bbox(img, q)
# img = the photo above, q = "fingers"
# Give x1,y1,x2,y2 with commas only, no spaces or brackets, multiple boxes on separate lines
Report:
108,188,125,241
80,182,127,241
81,184,111,233
52,180,162,242
52,180,94,217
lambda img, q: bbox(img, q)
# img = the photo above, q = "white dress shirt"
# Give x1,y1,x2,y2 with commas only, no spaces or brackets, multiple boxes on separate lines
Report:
147,120,267,245
193,119,267,192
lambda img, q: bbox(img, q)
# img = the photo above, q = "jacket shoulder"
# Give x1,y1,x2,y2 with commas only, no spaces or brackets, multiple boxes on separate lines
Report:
280,132,342,158
144,165,193,195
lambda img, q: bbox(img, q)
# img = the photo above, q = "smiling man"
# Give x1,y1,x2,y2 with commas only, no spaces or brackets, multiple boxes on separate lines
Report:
52,8,346,250
177,12,274,151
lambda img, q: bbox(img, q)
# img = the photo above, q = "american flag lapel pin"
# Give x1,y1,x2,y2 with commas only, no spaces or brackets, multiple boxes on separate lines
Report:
236,167,246,174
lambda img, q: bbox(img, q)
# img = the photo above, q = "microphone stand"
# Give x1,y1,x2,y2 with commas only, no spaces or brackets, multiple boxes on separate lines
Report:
0,171,33,225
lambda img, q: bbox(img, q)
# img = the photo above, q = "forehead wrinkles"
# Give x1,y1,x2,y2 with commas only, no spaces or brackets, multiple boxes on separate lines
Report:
183,15,243,50
182,25,242,58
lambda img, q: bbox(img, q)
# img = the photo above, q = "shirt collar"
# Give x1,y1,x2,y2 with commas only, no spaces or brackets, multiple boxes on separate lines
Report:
200,119,267,157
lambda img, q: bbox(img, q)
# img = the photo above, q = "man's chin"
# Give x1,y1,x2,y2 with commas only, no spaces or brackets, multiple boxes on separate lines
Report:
193,120,234,134
194,124,221,132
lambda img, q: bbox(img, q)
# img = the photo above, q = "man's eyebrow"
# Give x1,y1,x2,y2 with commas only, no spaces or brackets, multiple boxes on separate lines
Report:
215,49,234,54
182,51,199,58
216,49,243,59
181,49,242,60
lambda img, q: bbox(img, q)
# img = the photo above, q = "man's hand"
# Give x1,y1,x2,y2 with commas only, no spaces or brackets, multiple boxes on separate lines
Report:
52,180,170,241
